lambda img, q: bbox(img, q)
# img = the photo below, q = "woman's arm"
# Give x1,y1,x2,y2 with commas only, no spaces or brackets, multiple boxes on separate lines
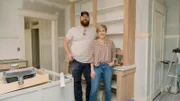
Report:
112,41,116,61
88,41,96,79
90,63,96,79
109,41,116,66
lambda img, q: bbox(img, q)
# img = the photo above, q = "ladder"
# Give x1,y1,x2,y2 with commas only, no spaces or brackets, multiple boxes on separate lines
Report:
160,48,180,98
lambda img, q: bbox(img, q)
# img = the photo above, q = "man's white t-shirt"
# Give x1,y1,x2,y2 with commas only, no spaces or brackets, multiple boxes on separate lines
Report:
66,25,97,63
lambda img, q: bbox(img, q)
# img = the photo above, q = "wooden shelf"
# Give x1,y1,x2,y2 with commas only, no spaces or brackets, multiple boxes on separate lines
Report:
97,4,124,13
75,4,124,16
107,32,123,35
111,80,117,89
78,0,91,4
97,18,123,24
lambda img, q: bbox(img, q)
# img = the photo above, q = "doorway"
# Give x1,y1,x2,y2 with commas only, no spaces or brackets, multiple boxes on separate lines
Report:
31,29,40,68
24,18,40,69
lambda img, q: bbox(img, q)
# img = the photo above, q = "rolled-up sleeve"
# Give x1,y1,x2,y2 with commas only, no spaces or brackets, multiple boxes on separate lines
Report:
88,41,94,63
65,27,74,40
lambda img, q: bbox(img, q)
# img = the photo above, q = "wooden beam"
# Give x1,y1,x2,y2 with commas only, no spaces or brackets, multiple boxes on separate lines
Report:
123,0,136,65
93,0,97,27
71,2,75,27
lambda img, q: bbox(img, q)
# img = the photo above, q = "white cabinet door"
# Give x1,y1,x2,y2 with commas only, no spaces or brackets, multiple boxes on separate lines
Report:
152,2,165,99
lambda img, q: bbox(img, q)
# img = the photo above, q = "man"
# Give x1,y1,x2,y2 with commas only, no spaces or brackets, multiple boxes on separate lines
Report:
64,11,97,101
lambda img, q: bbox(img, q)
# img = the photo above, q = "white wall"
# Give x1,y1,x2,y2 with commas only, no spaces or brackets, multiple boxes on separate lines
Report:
0,0,23,59
135,0,180,101
164,0,180,60
135,0,151,100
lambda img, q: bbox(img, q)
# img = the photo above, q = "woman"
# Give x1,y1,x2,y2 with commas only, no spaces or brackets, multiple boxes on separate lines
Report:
88,24,116,101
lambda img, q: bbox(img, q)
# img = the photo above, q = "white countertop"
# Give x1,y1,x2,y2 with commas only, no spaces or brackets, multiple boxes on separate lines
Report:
113,65,136,71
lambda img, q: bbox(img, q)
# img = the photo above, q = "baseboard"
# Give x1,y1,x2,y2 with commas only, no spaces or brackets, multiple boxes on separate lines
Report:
147,95,151,101
134,96,147,101
134,95,153,101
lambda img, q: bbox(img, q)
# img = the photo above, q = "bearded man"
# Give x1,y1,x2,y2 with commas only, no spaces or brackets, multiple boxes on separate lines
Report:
64,11,97,101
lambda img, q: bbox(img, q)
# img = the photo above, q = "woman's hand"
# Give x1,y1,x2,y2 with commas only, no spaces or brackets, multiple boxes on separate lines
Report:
91,69,96,80
108,61,114,67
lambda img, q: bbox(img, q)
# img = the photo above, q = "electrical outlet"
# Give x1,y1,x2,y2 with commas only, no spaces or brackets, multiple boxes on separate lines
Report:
17,47,20,51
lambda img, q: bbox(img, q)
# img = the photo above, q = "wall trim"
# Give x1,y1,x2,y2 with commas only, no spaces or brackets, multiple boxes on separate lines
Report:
165,34,180,39
0,36,19,39
29,0,66,9
18,9,58,20
135,33,152,38
134,96,147,101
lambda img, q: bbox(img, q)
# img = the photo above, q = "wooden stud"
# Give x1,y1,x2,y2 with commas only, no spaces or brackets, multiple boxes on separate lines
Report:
71,2,75,27
65,61,70,73
135,33,152,38
123,0,136,65
93,0,97,27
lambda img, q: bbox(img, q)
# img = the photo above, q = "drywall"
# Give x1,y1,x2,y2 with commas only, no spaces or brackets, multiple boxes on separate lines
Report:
156,0,165,5
165,0,180,35
135,0,151,100
0,0,23,59
163,0,180,96
39,19,53,71
164,0,180,60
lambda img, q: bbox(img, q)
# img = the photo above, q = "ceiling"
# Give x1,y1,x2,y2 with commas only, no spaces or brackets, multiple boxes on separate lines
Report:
46,0,70,5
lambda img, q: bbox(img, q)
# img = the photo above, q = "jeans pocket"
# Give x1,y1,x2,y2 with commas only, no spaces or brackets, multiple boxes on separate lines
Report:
106,64,112,68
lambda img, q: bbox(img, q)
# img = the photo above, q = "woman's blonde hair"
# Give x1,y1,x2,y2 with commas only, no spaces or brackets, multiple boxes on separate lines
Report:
96,24,107,33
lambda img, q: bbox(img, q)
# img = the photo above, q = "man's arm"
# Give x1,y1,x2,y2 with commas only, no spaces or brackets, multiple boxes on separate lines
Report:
63,37,73,61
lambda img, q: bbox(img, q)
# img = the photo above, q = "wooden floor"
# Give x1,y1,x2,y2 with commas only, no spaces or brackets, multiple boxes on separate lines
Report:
154,93,180,101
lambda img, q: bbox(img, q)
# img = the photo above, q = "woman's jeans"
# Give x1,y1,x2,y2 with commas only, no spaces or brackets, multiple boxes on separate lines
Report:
90,63,113,101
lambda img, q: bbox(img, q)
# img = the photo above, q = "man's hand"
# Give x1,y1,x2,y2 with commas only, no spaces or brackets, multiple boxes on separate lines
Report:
67,53,74,61
91,69,96,80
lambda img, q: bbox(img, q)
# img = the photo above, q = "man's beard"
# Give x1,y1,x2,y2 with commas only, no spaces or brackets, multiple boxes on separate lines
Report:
80,20,89,27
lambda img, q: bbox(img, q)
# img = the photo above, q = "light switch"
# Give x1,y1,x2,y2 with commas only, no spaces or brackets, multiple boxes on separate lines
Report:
17,47,20,51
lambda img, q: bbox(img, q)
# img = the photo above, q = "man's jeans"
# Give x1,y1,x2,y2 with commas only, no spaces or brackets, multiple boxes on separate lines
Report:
70,59,91,101
90,63,113,101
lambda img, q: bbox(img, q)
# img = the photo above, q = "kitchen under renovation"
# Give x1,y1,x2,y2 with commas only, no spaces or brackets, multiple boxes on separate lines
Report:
0,0,180,101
